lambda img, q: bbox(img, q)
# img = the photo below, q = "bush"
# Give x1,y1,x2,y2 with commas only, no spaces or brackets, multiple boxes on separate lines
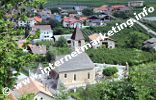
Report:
55,36,68,47
102,67,118,76
82,8,93,16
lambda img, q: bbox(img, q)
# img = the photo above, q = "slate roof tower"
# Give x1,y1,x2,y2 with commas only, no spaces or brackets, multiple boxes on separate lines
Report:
71,27,85,50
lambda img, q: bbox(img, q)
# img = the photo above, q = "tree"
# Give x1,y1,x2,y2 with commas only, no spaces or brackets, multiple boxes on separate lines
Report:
39,3,44,9
55,36,68,47
55,83,68,100
51,8,61,14
48,19,61,28
46,51,56,63
82,8,93,16
73,80,138,100
102,67,118,76
0,0,46,99
125,31,149,49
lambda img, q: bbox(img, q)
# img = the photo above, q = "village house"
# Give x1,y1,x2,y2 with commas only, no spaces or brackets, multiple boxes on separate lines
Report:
27,44,47,55
17,16,42,27
128,1,144,7
55,53,95,89
111,5,129,11
9,79,54,100
143,38,156,51
93,5,109,13
87,15,110,27
62,16,87,28
88,33,115,49
31,25,54,41
38,9,54,21
73,6,87,15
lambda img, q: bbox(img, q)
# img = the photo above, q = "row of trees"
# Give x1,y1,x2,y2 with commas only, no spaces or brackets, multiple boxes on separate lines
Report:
87,48,156,66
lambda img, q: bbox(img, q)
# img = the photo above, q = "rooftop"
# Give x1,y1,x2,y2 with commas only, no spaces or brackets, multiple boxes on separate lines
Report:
71,27,84,40
32,25,52,31
56,53,95,73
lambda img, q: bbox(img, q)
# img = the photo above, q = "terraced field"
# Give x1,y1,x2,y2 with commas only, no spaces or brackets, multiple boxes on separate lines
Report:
45,0,156,8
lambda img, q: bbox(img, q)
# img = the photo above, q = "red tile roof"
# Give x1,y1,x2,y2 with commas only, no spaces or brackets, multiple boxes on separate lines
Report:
94,5,109,11
34,16,42,22
111,5,128,10
63,17,87,24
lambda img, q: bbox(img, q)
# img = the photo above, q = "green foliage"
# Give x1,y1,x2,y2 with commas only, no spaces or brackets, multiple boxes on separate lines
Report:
103,67,118,76
51,7,61,14
37,40,54,49
18,93,35,100
82,8,94,16
129,62,156,100
0,0,46,99
55,83,68,100
72,80,137,100
46,51,56,63
46,19,61,28
55,36,68,47
87,48,156,66
125,31,149,49
113,10,134,19
53,26,73,35
49,46,71,55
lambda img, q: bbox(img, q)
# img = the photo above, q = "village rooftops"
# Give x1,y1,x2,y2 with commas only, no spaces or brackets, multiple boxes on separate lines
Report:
27,44,47,55
55,53,95,73
63,16,87,24
10,79,53,100
111,5,128,10
32,25,52,31
88,33,114,41
94,5,109,12
71,27,84,40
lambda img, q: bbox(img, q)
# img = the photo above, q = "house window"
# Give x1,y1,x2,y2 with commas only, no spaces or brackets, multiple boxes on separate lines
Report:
74,74,76,81
88,73,90,79
64,74,67,78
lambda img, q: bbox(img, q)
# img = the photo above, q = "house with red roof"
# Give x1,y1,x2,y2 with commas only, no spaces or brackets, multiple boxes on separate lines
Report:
93,5,109,13
63,16,87,29
111,5,129,11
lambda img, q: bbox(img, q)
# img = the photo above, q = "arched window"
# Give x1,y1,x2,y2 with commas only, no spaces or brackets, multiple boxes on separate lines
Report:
78,40,81,46
74,74,76,81
88,73,90,79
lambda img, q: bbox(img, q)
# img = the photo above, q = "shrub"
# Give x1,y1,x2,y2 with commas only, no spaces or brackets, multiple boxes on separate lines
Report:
102,67,118,76
55,36,68,47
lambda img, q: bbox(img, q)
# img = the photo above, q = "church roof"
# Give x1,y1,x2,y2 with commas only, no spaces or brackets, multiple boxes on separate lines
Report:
55,53,95,73
71,27,84,41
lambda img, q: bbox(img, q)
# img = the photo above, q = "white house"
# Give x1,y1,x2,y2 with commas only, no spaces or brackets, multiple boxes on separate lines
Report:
128,1,144,7
31,25,54,41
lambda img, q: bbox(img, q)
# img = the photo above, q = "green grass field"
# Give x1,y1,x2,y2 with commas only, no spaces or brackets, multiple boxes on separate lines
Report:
45,0,156,8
